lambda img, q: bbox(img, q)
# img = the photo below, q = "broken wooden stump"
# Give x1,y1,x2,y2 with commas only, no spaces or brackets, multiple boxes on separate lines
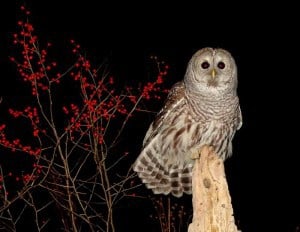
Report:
188,145,240,232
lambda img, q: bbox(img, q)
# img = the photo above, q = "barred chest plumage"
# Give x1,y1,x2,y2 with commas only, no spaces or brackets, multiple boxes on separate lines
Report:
161,94,240,164
185,90,240,123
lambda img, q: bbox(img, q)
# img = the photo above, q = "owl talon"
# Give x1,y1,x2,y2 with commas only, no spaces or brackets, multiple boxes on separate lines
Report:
191,151,200,160
191,145,214,160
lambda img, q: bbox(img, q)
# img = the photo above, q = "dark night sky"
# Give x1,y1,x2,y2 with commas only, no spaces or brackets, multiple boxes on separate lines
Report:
1,1,300,232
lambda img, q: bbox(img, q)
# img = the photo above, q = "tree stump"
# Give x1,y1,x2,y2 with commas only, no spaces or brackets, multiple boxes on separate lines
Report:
188,145,240,232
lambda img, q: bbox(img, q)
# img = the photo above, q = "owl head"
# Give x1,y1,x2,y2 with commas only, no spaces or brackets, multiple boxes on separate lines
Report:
184,47,238,96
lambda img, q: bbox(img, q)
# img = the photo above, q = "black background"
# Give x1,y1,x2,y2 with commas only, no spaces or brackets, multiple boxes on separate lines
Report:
1,1,300,232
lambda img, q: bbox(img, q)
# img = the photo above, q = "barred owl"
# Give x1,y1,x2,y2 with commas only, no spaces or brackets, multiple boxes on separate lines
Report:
133,47,242,197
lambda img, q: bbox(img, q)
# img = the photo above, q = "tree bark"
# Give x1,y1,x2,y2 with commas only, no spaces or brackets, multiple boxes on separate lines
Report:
188,145,240,232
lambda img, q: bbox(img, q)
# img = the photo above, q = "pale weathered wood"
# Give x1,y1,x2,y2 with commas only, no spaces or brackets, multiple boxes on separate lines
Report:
188,145,241,232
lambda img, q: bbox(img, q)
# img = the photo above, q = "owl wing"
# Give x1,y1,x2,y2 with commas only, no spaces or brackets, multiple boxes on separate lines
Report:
133,81,189,197
142,81,186,147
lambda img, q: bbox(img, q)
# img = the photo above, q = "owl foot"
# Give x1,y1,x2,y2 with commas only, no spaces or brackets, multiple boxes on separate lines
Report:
191,145,215,160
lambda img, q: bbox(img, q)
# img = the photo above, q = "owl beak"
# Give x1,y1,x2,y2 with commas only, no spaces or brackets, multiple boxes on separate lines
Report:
211,69,216,79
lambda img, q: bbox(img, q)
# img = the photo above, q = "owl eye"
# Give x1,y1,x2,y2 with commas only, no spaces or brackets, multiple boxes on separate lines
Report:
201,61,210,69
217,61,225,69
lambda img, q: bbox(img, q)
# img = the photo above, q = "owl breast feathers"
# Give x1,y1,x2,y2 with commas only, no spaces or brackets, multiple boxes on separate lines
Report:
133,47,242,197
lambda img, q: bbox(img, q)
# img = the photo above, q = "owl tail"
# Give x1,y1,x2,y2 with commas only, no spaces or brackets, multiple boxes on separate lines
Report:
133,138,193,198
